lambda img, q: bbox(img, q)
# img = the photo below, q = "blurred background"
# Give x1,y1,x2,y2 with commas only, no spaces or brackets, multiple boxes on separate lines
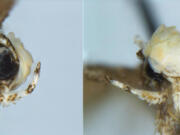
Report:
0,0,82,135
84,0,180,135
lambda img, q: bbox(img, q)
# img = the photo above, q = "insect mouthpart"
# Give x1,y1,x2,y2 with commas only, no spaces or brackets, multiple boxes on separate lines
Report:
0,44,19,80
145,61,165,83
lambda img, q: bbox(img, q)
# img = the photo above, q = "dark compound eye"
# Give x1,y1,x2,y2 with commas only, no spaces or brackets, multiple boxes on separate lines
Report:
0,45,19,80
145,61,165,83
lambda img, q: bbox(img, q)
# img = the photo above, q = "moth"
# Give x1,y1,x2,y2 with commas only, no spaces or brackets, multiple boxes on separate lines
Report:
84,25,180,135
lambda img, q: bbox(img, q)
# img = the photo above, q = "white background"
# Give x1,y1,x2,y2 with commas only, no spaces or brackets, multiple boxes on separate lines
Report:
84,0,180,135
0,0,82,135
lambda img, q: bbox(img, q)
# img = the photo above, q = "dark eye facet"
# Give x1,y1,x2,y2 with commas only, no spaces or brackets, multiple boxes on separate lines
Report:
145,61,164,83
0,45,19,80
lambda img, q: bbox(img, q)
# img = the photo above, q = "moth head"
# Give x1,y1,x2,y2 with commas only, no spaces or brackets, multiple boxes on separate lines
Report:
140,25,180,82
0,33,33,89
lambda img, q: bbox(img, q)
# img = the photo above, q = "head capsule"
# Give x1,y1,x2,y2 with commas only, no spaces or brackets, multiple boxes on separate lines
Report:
142,25,180,81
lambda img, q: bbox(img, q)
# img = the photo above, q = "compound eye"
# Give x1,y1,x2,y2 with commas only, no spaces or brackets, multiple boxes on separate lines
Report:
145,61,165,83
0,45,19,80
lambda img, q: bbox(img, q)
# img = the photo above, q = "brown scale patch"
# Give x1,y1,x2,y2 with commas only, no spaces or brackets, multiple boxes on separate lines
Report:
34,62,41,74
141,93,157,101
0,98,3,102
7,93,17,101
136,49,145,60
124,85,131,93
26,84,34,94
0,94,4,102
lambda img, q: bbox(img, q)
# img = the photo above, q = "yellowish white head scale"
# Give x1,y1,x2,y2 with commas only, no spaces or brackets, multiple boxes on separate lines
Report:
143,25,180,78
0,32,41,106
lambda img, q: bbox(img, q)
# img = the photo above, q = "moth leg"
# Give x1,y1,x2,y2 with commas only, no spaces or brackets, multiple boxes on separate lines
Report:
155,108,177,135
110,80,167,105
0,62,41,106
